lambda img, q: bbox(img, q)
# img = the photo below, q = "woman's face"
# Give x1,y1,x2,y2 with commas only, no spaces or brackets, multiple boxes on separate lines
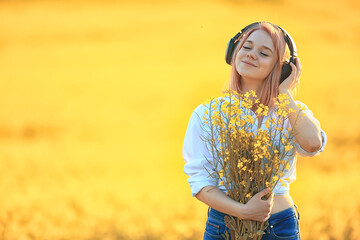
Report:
234,29,277,82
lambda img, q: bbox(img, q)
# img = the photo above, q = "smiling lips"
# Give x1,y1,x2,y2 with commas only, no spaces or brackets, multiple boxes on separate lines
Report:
242,60,257,67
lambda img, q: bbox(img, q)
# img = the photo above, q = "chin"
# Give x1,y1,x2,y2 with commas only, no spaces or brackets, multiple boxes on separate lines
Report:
236,68,256,79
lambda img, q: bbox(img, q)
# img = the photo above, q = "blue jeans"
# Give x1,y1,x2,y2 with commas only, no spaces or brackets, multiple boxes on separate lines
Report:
204,205,300,240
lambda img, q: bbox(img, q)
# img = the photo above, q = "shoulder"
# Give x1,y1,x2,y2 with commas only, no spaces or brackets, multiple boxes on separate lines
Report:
192,96,228,117
294,100,309,109
293,100,314,115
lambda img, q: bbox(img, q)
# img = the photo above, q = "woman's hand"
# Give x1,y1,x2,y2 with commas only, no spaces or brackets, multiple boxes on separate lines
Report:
242,188,274,222
279,58,302,93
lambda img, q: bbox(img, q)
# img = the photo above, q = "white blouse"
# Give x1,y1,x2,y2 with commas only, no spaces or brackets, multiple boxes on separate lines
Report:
182,98,327,197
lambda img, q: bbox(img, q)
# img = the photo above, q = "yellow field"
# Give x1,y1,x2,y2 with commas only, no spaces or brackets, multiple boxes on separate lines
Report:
0,0,359,239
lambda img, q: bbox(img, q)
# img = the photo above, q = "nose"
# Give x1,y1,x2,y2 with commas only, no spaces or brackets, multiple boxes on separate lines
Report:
246,50,256,60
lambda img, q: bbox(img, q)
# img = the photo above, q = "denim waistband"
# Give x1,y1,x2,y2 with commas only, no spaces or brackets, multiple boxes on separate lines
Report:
267,205,299,225
208,205,300,224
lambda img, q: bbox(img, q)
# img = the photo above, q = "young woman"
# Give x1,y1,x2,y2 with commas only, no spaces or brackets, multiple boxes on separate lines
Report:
182,22,327,240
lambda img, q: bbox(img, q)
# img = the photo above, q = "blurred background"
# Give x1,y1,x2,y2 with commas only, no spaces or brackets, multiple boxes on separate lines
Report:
0,0,359,239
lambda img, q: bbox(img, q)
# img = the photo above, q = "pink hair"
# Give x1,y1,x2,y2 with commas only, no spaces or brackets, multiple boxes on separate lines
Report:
225,22,295,114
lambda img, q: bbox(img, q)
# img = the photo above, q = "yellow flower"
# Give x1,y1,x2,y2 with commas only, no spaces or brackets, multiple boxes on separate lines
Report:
284,144,293,152
288,108,296,114
265,119,270,129
254,140,261,148
250,90,257,98
285,163,290,170
219,170,224,179
272,175,279,182
236,119,246,127
246,193,252,199
221,105,229,114
274,126,281,131
256,107,263,115
245,115,254,124
262,106,269,116
296,103,306,111
212,111,219,119
241,101,251,109
277,93,289,102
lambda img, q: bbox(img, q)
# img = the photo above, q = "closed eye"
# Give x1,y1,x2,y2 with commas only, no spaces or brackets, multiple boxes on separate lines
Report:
243,46,251,50
261,52,269,56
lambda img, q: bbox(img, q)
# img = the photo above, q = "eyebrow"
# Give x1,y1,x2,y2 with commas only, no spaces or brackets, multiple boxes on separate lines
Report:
245,40,273,53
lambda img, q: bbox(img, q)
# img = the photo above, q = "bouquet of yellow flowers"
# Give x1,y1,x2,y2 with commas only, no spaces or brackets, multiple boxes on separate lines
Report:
200,90,303,240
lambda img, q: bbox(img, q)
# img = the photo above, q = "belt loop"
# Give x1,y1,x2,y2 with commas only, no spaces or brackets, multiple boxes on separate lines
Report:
294,204,300,220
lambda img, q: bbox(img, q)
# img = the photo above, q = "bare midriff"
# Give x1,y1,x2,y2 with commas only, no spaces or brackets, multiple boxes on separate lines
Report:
271,193,294,214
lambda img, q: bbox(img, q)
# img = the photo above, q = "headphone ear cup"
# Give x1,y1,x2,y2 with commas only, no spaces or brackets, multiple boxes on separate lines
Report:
280,62,292,84
225,38,236,65
225,31,245,65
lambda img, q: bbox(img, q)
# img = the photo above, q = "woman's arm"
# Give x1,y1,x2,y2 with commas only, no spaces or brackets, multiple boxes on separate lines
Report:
278,59,323,153
196,186,274,222
279,89,322,153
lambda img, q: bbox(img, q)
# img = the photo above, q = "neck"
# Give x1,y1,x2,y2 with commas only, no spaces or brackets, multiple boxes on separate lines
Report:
240,76,264,96
241,83,262,97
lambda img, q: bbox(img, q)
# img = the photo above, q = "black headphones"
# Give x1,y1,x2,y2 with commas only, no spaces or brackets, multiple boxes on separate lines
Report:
225,22,297,84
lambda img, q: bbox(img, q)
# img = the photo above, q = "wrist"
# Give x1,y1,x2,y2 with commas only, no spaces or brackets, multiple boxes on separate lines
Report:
236,202,250,220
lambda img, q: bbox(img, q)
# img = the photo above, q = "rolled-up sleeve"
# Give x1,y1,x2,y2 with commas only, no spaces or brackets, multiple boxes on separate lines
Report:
293,101,327,157
182,106,218,197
